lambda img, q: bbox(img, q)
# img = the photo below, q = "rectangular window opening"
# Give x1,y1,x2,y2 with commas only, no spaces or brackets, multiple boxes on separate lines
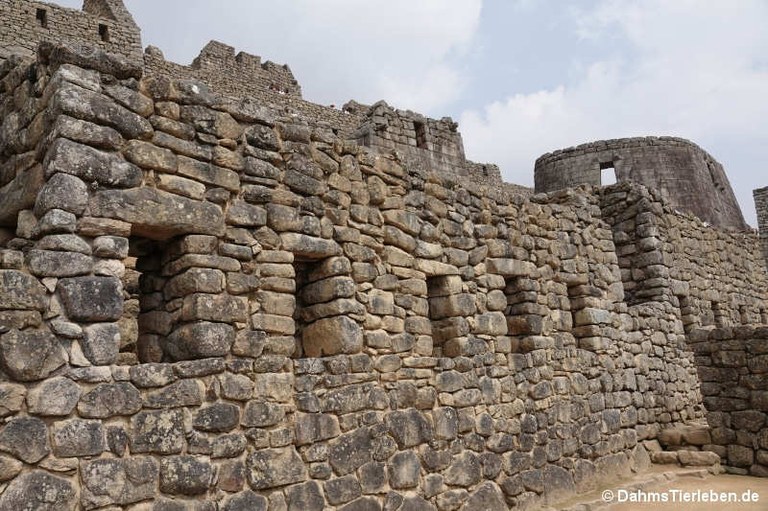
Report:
127,237,169,364
99,24,110,42
505,277,542,336
414,121,428,149
600,162,617,186
712,301,725,328
761,308,768,325
36,8,48,27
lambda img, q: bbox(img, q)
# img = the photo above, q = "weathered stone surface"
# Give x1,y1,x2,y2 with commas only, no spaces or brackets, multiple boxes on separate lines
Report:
246,447,307,490
324,475,362,505
131,409,186,454
0,164,44,226
0,471,76,510
90,187,225,239
51,419,105,457
81,457,159,509
445,451,482,487
35,172,88,216
58,276,123,322
124,139,177,172
285,480,325,511
44,138,142,188
78,382,142,418
295,412,340,445
385,409,433,448
0,416,50,463
164,322,235,360
160,456,213,495
222,491,269,511
144,379,203,408
194,402,240,432
242,401,285,428
182,293,249,323
0,383,25,418
302,316,363,357
27,249,92,277
81,323,120,365
0,454,22,482
0,270,47,311
281,233,341,258
388,451,421,489
27,376,81,416
459,482,507,511
0,328,66,382
329,428,373,475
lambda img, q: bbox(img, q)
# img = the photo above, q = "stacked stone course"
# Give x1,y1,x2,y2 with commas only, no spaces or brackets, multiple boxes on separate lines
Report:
535,136,748,230
0,0,142,62
0,1,768,509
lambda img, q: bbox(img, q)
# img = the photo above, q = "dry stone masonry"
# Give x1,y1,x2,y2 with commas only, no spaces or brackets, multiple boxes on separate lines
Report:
0,1,767,510
535,137,748,231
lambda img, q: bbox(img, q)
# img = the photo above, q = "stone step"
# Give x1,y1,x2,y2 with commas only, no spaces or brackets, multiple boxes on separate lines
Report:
657,420,712,448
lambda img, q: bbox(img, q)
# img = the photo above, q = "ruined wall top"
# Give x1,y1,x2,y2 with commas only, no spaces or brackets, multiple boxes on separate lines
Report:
0,0,143,63
534,136,748,230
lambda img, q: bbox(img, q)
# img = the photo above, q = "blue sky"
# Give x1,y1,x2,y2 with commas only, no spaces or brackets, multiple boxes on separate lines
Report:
57,0,768,226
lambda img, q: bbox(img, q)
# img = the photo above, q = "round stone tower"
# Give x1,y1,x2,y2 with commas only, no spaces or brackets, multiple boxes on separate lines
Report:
534,136,747,230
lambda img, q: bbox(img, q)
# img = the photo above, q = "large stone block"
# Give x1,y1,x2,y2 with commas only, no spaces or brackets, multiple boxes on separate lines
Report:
90,187,225,239
27,250,93,277
82,323,120,365
0,328,66,382
160,456,214,495
0,270,46,311
182,293,249,323
58,276,123,322
81,457,159,509
51,419,105,457
164,321,235,360
281,233,341,259
0,164,44,226
329,428,373,475
302,316,363,357
35,172,88,216
0,471,76,511
0,416,50,463
130,409,185,454
44,138,142,188
246,447,307,490
78,382,142,418
27,376,81,416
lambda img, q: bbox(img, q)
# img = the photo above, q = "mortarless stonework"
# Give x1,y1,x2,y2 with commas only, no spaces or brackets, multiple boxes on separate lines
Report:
0,1,768,510
755,186,768,266
534,137,748,230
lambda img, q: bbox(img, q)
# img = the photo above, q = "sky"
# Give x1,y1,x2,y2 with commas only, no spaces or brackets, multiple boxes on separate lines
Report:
57,0,768,227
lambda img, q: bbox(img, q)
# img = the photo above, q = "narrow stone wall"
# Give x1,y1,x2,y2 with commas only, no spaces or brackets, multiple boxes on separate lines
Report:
535,137,748,231
755,186,768,267
688,326,768,477
0,0,142,63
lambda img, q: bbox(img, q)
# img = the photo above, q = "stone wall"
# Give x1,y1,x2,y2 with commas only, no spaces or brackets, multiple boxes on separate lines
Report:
143,45,361,140
0,43,767,509
535,137,748,231
688,326,768,477
0,0,142,63
754,186,768,266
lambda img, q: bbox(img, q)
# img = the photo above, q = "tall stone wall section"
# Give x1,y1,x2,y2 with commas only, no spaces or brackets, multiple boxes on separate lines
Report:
143,45,361,140
350,101,507,192
0,0,142,63
755,186,768,267
535,137,748,231
5,45,767,508
688,326,768,477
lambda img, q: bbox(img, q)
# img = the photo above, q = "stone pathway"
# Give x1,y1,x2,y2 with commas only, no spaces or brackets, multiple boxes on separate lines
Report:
550,466,768,511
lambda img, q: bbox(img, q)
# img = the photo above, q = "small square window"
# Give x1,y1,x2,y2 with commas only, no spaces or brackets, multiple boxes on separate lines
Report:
36,8,48,28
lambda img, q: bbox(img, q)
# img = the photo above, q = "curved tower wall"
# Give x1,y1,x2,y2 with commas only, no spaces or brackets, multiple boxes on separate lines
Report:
535,137,747,230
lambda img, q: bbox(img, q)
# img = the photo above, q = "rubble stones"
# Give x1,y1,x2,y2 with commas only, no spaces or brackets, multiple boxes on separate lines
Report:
0,471,76,510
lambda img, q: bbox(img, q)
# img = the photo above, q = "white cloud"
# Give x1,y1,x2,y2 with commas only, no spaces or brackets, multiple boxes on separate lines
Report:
460,0,768,225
